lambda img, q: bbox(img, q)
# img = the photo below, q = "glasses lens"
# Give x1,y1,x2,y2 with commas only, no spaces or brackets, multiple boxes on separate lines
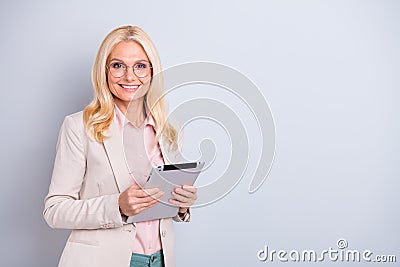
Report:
109,62,126,78
134,62,151,78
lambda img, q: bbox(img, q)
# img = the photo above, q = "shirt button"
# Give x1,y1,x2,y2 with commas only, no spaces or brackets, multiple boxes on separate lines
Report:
162,230,166,237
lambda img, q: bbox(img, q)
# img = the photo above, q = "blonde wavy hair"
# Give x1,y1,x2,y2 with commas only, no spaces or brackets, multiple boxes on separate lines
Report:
83,25,177,150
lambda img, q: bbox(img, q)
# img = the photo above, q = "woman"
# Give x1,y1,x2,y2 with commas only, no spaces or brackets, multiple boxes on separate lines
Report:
43,25,197,267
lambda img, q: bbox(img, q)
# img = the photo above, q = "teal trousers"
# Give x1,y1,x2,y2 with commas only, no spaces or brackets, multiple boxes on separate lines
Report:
130,250,164,267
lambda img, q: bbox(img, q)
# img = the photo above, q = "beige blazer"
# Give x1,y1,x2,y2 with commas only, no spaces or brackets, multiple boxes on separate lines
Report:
43,111,187,267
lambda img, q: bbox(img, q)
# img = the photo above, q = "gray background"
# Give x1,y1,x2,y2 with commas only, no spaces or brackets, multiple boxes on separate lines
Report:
0,0,399,266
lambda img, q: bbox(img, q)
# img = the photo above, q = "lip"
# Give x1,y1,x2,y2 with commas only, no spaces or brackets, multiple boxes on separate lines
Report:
119,84,140,92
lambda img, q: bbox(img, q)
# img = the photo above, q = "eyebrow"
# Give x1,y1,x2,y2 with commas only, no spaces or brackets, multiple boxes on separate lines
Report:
109,58,124,63
109,58,149,63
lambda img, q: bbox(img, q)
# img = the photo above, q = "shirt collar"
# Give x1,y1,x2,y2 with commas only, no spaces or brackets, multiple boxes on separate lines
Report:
114,104,156,129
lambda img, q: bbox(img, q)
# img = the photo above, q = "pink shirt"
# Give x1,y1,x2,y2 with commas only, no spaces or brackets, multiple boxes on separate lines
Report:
114,105,164,255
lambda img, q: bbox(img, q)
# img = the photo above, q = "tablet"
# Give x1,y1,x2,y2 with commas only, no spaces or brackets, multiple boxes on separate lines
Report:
127,161,205,223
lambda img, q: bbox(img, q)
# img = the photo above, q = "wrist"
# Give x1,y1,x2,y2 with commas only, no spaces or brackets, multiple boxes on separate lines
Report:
179,207,188,214
178,208,190,221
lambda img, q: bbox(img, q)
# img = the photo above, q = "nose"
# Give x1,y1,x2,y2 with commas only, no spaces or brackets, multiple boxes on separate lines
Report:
125,66,138,82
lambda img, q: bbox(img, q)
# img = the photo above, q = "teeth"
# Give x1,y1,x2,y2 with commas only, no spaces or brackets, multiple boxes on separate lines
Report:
121,85,139,89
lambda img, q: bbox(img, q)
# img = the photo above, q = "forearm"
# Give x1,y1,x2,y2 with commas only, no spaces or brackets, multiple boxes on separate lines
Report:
44,193,124,229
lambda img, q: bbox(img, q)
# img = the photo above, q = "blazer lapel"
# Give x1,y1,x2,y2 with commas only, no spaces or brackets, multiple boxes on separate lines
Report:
103,118,184,192
103,120,132,193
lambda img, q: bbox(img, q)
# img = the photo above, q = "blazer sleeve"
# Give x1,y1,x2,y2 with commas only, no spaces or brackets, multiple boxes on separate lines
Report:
43,115,123,230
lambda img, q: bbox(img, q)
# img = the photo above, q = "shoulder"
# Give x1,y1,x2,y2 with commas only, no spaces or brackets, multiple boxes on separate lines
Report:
58,110,87,144
64,110,84,125
62,110,85,131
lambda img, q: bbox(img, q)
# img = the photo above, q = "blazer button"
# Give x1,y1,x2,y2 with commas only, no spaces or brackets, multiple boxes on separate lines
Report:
162,230,166,237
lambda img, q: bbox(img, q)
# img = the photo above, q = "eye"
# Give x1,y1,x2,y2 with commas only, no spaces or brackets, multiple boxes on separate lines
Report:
111,62,125,69
135,62,147,69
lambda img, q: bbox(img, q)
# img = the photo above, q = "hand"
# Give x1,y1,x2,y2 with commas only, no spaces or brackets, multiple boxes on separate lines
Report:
169,185,198,214
119,184,164,217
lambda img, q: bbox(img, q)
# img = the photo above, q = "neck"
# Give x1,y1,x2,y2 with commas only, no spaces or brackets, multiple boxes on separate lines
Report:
114,97,146,127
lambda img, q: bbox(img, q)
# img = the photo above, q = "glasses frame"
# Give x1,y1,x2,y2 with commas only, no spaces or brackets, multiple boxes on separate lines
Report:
107,60,153,79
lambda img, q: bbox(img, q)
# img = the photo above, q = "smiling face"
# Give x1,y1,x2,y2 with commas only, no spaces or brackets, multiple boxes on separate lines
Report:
107,41,151,114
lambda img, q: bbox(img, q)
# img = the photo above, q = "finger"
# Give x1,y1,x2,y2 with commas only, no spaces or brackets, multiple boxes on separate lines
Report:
174,187,196,198
168,198,191,208
127,184,141,191
181,185,197,193
141,197,160,209
129,195,163,215
133,187,161,198
146,191,164,202
122,184,140,196
171,191,193,204
135,191,164,204
132,199,160,215
144,187,162,195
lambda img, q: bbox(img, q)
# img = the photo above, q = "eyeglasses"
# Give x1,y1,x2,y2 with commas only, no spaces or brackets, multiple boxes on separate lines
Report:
107,61,152,78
